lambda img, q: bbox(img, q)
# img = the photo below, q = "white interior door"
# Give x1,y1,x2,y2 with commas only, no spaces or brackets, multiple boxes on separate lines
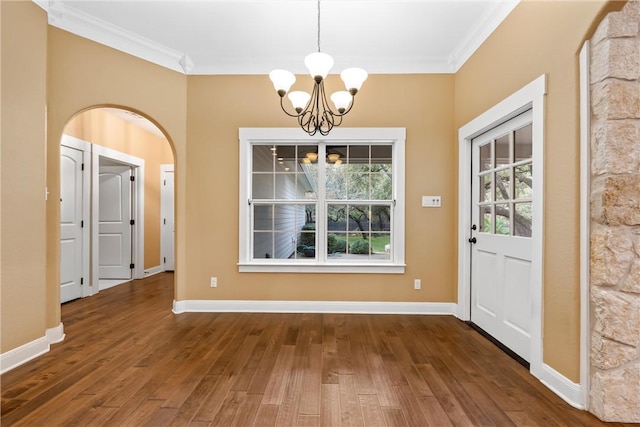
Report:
99,165,133,280
161,166,175,271
470,110,533,362
60,146,84,303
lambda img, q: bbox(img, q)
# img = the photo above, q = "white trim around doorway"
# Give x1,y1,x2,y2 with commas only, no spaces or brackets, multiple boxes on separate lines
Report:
457,75,546,378
91,145,145,290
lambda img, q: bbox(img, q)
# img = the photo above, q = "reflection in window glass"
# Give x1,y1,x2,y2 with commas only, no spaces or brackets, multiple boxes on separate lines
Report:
514,124,532,162
495,134,510,166
480,142,492,172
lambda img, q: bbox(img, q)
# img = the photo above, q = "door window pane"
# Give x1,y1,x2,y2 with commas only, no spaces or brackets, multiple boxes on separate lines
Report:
495,169,511,201
514,124,532,162
480,142,492,172
495,204,510,235
495,134,510,167
480,205,492,233
514,202,532,237
481,174,492,202
515,164,533,199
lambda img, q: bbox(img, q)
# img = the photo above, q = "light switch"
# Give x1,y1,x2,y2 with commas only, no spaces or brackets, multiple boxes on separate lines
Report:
422,196,441,207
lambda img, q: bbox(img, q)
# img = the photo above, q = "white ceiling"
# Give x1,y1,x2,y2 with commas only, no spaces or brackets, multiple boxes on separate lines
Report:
34,0,519,75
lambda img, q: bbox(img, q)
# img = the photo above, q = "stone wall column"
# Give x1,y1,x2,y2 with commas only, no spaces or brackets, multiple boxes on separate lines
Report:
589,0,640,422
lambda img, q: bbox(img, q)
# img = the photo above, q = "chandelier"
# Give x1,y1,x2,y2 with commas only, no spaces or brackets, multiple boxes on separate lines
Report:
268,0,368,136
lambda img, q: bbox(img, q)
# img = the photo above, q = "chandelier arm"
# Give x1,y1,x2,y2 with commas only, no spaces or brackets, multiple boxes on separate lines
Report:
278,96,305,118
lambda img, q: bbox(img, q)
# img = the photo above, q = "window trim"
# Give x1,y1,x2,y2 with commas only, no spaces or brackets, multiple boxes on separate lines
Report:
239,127,406,274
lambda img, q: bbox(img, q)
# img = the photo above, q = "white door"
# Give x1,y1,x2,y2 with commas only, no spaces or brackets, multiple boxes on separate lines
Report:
99,166,133,280
470,110,533,362
161,167,175,271
60,146,84,303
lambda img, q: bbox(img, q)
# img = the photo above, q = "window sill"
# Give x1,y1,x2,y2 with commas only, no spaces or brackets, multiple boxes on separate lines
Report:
238,262,406,274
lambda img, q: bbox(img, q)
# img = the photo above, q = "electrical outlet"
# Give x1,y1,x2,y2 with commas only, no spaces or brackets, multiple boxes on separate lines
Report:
414,279,421,290
421,196,441,207
210,277,217,287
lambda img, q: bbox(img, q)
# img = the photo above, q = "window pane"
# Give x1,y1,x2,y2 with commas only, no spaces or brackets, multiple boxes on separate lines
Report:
275,174,296,199
327,233,347,256
495,203,510,235
495,134,510,167
348,173,369,199
514,202,532,237
514,124,532,162
371,145,392,168
253,145,274,172
328,145,348,168
348,205,370,233
371,205,391,232
252,174,273,199
515,164,532,199
326,165,346,199
480,142,492,172
274,205,298,231
298,146,319,167
254,204,273,231
481,174,492,202
348,145,369,172
327,204,347,233
275,145,296,172
495,169,511,201
371,171,392,200
253,232,273,259
479,205,491,233
273,232,297,259
349,233,371,256
372,233,391,260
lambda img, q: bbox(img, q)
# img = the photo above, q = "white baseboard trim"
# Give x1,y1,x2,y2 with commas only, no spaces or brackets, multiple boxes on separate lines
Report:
0,336,49,375
46,322,65,344
540,363,585,410
144,265,163,277
173,299,457,315
0,323,66,375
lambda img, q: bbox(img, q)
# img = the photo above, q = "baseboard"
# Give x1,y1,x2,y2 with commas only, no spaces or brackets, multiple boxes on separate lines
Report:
144,265,163,277
540,363,585,410
0,323,66,375
173,299,457,315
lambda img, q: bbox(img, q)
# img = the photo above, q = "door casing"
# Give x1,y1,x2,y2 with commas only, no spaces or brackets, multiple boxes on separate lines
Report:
457,74,546,378
160,164,175,271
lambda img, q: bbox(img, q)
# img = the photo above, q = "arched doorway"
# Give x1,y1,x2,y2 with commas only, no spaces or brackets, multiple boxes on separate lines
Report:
59,106,176,302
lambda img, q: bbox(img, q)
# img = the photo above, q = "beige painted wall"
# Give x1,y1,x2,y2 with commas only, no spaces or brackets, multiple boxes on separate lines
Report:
186,74,456,302
454,0,617,382
65,109,174,269
46,26,188,326
0,1,48,353
0,0,623,387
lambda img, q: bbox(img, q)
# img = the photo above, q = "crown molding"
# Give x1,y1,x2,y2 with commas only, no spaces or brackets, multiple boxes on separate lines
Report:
449,0,520,71
33,0,194,74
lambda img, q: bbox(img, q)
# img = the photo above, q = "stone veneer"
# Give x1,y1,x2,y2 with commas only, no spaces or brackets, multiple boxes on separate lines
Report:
589,0,640,422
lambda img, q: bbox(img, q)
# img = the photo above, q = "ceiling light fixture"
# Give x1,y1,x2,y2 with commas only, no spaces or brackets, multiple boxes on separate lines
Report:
268,0,367,137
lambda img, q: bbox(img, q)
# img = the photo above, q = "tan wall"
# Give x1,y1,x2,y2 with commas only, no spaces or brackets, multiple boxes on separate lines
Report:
0,1,48,353
46,27,188,327
65,109,174,269
186,74,456,301
454,0,617,382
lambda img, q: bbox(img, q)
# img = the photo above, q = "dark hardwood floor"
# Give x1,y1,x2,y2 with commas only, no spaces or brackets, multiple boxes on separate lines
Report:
1,273,631,426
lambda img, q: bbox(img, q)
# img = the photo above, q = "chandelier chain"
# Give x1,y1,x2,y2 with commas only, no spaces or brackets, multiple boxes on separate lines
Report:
317,0,321,52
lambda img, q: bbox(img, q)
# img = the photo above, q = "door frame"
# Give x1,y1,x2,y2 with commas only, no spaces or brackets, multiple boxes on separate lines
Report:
60,135,92,298
457,74,546,378
160,164,174,271
92,145,145,291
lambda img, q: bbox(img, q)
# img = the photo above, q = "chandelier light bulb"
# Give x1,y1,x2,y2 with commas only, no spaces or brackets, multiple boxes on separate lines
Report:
269,69,296,96
304,52,334,80
287,91,311,112
330,91,352,113
340,68,368,95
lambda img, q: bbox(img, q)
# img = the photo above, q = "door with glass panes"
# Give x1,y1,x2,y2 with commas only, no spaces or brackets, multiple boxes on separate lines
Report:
469,110,533,362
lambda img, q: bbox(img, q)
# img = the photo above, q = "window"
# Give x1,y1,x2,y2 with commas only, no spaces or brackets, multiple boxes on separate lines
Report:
239,128,405,273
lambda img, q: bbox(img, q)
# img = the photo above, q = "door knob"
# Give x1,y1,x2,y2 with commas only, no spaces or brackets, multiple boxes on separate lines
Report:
471,224,477,230
468,237,477,244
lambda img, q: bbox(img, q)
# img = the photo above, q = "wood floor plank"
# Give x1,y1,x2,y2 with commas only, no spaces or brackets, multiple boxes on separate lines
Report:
3,273,634,427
